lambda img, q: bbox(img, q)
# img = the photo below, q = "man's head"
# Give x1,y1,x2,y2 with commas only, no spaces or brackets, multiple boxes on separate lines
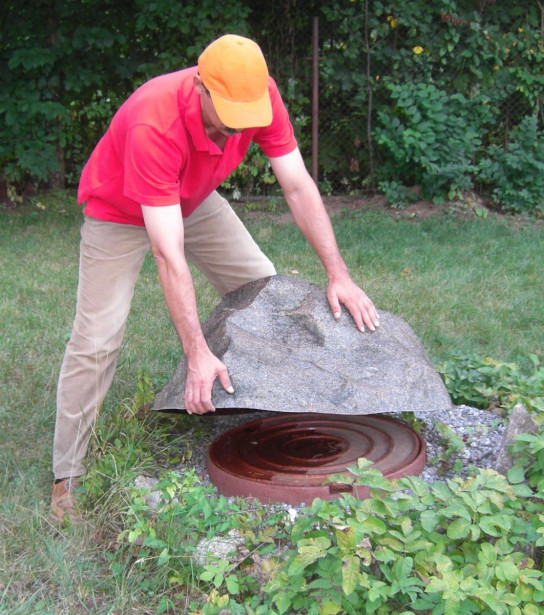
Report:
197,34,272,131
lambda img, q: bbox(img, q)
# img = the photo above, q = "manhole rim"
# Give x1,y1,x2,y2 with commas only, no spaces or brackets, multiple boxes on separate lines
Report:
207,412,426,505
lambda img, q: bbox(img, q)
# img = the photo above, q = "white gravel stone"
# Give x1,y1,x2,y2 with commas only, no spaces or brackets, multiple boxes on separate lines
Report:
193,529,245,567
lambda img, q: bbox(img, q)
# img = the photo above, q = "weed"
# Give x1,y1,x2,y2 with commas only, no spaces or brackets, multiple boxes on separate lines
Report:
428,421,467,475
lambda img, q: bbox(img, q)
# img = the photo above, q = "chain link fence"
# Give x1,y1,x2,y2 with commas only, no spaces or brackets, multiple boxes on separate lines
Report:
251,1,544,204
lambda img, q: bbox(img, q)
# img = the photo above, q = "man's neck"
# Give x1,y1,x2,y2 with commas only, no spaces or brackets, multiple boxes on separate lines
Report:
205,126,226,150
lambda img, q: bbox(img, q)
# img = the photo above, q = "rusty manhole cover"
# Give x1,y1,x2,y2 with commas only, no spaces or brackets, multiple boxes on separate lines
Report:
207,413,426,505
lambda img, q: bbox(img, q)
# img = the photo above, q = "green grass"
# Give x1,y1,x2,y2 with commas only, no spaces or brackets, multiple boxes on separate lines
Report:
0,191,543,613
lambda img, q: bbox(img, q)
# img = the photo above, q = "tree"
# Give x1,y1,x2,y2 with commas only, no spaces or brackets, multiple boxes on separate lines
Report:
0,0,250,190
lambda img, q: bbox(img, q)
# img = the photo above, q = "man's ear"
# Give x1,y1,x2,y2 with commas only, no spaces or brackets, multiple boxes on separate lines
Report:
193,74,205,94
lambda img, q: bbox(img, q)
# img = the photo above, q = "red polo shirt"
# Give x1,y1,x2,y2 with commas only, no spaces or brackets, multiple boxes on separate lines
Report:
79,66,297,226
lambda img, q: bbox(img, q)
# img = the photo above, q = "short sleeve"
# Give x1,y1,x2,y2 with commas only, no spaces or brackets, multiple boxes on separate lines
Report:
253,78,298,158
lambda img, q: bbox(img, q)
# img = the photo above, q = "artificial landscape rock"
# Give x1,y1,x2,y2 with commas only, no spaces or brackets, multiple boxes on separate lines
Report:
152,275,452,415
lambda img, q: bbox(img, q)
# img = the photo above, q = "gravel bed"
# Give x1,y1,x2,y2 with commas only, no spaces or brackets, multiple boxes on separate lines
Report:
170,404,506,490
412,404,505,482
131,405,508,523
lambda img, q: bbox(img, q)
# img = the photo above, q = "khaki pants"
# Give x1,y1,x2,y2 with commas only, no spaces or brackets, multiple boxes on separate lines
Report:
53,191,275,479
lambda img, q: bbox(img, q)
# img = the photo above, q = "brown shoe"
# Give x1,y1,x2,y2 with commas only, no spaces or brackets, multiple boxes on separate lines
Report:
50,477,82,524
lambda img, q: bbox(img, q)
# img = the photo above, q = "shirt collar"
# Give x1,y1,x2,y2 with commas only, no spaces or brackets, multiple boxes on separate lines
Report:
185,88,225,156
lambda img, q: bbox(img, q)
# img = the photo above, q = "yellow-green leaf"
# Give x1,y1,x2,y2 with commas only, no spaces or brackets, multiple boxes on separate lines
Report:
342,555,360,595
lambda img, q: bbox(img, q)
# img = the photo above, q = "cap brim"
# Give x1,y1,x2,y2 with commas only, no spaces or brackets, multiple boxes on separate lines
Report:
210,88,273,130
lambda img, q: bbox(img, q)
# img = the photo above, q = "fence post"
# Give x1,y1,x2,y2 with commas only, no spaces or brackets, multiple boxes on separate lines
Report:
312,15,319,184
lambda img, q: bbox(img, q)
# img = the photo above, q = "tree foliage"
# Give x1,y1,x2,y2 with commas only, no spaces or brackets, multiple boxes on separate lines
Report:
318,0,544,210
1,0,543,213
0,0,250,189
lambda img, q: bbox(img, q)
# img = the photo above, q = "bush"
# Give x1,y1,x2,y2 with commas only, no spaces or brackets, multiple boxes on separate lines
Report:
0,0,251,191
477,115,544,214
255,461,543,615
374,82,489,205
437,352,544,414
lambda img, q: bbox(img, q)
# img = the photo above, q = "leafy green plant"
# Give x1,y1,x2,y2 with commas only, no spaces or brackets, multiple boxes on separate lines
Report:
437,352,500,409
428,421,467,475
477,115,544,213
220,143,279,199
253,459,544,615
513,431,544,494
374,82,488,204
377,179,418,209
437,352,544,414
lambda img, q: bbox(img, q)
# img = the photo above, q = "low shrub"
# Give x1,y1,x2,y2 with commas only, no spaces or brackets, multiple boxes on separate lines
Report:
374,82,488,206
252,461,543,615
477,115,544,214
437,352,544,414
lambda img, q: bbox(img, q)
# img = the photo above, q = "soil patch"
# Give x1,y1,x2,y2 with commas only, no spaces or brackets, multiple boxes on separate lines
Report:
237,193,468,224
322,194,449,220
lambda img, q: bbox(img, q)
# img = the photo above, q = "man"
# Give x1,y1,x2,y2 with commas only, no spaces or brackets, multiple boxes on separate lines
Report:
51,34,379,522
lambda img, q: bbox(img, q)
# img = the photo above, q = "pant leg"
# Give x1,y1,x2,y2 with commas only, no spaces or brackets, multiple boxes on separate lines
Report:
183,191,276,296
53,217,150,479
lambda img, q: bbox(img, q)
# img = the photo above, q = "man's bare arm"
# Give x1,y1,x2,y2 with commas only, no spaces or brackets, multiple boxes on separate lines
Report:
141,204,233,413
269,148,379,332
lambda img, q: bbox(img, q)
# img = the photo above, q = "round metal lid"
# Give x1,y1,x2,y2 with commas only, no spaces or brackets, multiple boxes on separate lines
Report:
207,413,426,505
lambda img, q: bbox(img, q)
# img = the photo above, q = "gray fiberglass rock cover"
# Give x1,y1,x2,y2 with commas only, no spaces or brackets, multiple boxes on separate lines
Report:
152,275,452,414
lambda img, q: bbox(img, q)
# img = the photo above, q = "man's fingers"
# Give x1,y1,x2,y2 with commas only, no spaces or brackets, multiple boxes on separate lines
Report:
350,304,366,332
359,303,380,333
364,300,380,331
328,281,380,333
327,288,342,320
331,301,341,320
216,362,234,394
356,302,377,332
185,388,215,415
185,358,233,414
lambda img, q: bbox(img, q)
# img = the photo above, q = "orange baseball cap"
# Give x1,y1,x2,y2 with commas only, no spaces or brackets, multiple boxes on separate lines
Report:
198,34,272,129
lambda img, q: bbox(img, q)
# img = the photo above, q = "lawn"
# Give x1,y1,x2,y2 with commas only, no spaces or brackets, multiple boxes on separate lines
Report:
1,191,543,613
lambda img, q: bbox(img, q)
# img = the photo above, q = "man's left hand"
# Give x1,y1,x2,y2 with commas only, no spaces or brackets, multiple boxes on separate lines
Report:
327,276,380,332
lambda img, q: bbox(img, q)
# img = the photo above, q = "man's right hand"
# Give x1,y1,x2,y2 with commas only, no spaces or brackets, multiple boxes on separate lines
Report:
141,203,234,414
184,346,234,414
